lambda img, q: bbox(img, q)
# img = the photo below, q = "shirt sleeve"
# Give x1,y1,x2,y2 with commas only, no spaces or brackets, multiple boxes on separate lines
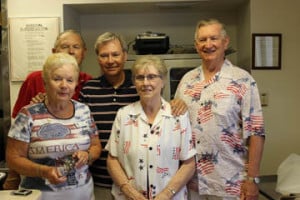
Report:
88,111,98,138
241,77,265,139
8,109,32,143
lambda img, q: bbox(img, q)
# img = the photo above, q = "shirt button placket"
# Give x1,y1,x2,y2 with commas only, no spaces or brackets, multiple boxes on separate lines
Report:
113,90,117,102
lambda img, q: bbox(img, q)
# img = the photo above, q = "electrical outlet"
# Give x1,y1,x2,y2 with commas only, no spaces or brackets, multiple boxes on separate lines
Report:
260,93,268,107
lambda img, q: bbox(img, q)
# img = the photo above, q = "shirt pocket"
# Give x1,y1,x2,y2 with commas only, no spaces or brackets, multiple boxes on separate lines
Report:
211,92,240,124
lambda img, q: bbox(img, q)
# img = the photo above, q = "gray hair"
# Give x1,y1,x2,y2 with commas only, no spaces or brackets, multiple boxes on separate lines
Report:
94,32,128,54
131,55,168,82
53,29,86,49
42,52,79,83
194,18,227,41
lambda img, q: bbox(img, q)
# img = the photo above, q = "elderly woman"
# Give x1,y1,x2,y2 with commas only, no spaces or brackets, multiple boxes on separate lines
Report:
106,55,196,200
6,52,101,200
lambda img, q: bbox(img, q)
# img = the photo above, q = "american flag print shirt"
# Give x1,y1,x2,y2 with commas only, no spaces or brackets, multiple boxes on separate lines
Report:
8,100,98,192
106,98,196,200
175,59,265,197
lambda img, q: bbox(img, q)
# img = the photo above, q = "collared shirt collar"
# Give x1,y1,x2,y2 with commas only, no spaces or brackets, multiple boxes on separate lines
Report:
98,70,133,88
128,97,173,121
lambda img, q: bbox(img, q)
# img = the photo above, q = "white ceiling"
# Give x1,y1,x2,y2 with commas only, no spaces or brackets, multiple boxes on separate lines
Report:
65,0,248,15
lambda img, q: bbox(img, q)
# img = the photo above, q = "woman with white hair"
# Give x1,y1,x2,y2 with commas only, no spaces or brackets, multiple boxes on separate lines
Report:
106,55,196,200
6,52,101,200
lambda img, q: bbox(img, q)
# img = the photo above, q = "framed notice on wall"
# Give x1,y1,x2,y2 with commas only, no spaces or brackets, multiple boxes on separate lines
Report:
252,33,282,70
9,17,60,81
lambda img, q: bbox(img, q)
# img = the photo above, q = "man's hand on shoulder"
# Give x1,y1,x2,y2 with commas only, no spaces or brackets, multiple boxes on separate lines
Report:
170,98,187,116
30,92,46,104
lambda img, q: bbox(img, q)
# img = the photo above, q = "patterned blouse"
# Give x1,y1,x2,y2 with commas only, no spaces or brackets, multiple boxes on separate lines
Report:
106,98,196,200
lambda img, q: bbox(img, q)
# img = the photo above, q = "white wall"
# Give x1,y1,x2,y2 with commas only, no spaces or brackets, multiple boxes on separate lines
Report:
7,0,300,175
250,0,300,175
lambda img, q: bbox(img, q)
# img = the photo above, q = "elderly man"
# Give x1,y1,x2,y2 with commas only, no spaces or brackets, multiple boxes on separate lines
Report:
175,19,265,200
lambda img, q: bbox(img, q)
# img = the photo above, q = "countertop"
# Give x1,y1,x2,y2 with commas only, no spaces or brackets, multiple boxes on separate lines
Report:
0,190,42,200
259,175,300,200
259,175,281,200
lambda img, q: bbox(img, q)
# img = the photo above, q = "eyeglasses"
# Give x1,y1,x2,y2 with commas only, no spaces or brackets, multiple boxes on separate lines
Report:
135,74,162,82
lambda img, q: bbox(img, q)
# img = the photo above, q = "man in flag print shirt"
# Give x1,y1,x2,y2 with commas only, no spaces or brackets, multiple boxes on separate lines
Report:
175,19,265,200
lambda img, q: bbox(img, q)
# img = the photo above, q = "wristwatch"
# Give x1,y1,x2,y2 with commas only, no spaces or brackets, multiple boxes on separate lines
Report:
167,187,176,196
246,176,260,184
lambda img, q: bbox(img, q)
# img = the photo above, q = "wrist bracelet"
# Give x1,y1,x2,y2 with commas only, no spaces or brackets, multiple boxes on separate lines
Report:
119,180,129,190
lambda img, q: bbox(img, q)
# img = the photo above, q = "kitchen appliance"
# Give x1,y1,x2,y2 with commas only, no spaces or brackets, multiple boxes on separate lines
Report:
133,31,169,55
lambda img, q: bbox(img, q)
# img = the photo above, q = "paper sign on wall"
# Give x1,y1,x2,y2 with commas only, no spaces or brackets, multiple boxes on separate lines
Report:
9,17,60,81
